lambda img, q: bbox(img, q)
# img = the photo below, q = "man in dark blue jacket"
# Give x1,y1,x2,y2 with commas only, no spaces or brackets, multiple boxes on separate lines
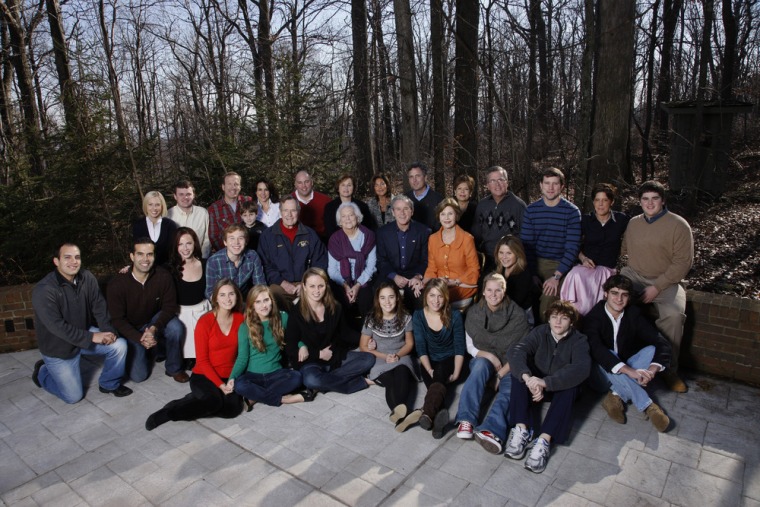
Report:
32,243,132,403
257,195,327,310
583,274,672,432
375,195,430,310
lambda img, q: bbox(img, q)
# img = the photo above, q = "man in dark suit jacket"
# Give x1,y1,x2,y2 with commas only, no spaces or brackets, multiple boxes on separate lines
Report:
376,195,431,310
583,274,672,432
405,162,444,231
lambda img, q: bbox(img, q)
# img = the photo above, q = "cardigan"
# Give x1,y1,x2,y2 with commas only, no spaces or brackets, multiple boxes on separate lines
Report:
424,225,480,301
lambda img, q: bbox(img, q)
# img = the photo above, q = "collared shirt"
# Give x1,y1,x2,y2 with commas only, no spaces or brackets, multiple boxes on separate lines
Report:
207,196,252,252
205,248,265,299
412,185,430,201
581,210,629,268
168,205,211,258
257,200,281,227
604,304,626,373
144,217,162,243
295,191,314,204
643,206,669,224
396,227,409,272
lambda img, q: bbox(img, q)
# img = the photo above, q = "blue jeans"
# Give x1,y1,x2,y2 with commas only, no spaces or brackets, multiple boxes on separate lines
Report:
39,330,128,404
603,345,655,412
234,369,303,406
125,314,184,382
477,375,513,442
300,351,374,394
456,357,496,425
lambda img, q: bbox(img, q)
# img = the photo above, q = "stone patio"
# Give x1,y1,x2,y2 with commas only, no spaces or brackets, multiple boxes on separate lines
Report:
1,348,758,506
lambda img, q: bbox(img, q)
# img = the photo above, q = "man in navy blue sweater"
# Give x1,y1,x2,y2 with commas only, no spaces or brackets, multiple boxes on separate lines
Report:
520,168,581,321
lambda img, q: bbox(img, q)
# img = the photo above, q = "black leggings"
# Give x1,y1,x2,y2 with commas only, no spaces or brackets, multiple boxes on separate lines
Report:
375,366,416,410
166,373,243,422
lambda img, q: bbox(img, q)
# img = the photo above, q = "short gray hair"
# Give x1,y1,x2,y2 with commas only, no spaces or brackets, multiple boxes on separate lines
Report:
336,202,363,224
391,194,413,210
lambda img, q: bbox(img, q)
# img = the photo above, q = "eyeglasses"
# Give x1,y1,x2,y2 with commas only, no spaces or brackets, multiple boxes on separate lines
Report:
488,178,507,184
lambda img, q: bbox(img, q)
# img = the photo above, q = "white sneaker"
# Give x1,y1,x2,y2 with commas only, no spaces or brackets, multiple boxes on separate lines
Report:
524,438,550,473
504,426,531,460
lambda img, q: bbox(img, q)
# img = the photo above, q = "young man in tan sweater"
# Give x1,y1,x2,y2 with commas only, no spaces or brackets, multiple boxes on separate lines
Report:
621,181,693,393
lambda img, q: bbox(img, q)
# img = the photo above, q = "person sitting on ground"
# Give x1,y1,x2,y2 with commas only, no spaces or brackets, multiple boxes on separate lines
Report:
561,183,629,315
328,202,377,322
285,268,375,394
257,195,328,311
455,273,529,447
365,173,395,227
493,235,540,324
504,300,590,474
360,283,420,432
452,174,477,233
227,285,312,410
423,198,480,307
170,227,210,368
324,173,376,238
240,200,267,252
584,274,672,432
108,238,186,383
32,243,132,403
145,279,245,430
205,224,265,299
414,278,466,439
133,190,178,267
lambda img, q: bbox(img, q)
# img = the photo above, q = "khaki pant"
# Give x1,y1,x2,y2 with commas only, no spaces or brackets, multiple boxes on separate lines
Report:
269,283,299,312
537,258,562,322
620,266,686,371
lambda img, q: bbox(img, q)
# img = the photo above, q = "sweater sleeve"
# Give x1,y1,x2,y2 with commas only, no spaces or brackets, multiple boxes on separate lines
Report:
194,314,224,388
520,211,537,275
107,277,141,343
451,311,466,356
507,326,542,380
412,311,429,358
230,322,252,380
357,246,377,286
32,282,92,349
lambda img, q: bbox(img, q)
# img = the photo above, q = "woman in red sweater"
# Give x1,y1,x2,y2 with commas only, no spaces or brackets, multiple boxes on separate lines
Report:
145,278,245,430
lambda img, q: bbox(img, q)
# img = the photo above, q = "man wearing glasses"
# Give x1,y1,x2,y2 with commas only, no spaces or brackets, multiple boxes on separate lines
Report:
473,166,527,272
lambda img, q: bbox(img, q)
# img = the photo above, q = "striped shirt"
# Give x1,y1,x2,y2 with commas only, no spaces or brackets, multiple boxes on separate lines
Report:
520,197,582,275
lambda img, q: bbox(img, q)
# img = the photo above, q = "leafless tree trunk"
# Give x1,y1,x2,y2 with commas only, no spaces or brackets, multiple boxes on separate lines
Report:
369,0,396,170
0,0,44,175
453,0,478,183
431,0,446,189
98,0,142,197
351,0,375,184
587,0,635,189
656,0,682,130
576,0,595,207
640,0,661,181
720,0,737,100
393,0,419,166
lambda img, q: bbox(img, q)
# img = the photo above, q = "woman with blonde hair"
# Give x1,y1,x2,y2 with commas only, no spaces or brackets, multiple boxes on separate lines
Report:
133,190,178,266
227,285,311,409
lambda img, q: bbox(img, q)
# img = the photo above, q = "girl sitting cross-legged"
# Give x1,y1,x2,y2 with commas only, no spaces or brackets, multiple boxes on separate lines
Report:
227,285,313,410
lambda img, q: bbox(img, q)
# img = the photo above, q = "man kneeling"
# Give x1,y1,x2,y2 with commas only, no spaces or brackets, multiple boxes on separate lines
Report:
584,274,672,432
32,243,132,403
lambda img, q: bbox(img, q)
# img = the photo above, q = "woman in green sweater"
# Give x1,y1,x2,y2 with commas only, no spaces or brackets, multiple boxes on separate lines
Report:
227,285,312,408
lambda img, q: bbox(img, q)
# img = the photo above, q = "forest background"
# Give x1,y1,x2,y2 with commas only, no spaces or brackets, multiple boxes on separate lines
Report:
0,0,758,298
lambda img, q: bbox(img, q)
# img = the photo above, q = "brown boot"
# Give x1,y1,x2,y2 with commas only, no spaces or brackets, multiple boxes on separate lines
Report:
662,371,688,393
601,392,626,424
645,402,671,432
419,382,446,431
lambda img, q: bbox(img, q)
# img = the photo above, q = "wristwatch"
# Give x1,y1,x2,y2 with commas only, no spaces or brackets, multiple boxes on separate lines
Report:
553,273,561,281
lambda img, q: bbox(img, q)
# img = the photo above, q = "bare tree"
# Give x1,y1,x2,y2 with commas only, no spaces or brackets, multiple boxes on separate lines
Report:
453,0,478,183
351,0,375,183
393,0,419,167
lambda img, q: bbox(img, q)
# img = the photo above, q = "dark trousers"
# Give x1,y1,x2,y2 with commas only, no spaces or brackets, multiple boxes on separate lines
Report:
234,369,302,406
376,365,416,410
165,373,243,422
300,351,374,394
420,356,456,387
509,379,579,445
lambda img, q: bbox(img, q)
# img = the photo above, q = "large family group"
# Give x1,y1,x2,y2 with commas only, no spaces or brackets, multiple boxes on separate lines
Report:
31,163,693,475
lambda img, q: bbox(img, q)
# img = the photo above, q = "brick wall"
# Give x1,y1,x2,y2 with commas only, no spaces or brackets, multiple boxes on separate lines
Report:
2,283,759,385
684,290,760,385
0,284,36,353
